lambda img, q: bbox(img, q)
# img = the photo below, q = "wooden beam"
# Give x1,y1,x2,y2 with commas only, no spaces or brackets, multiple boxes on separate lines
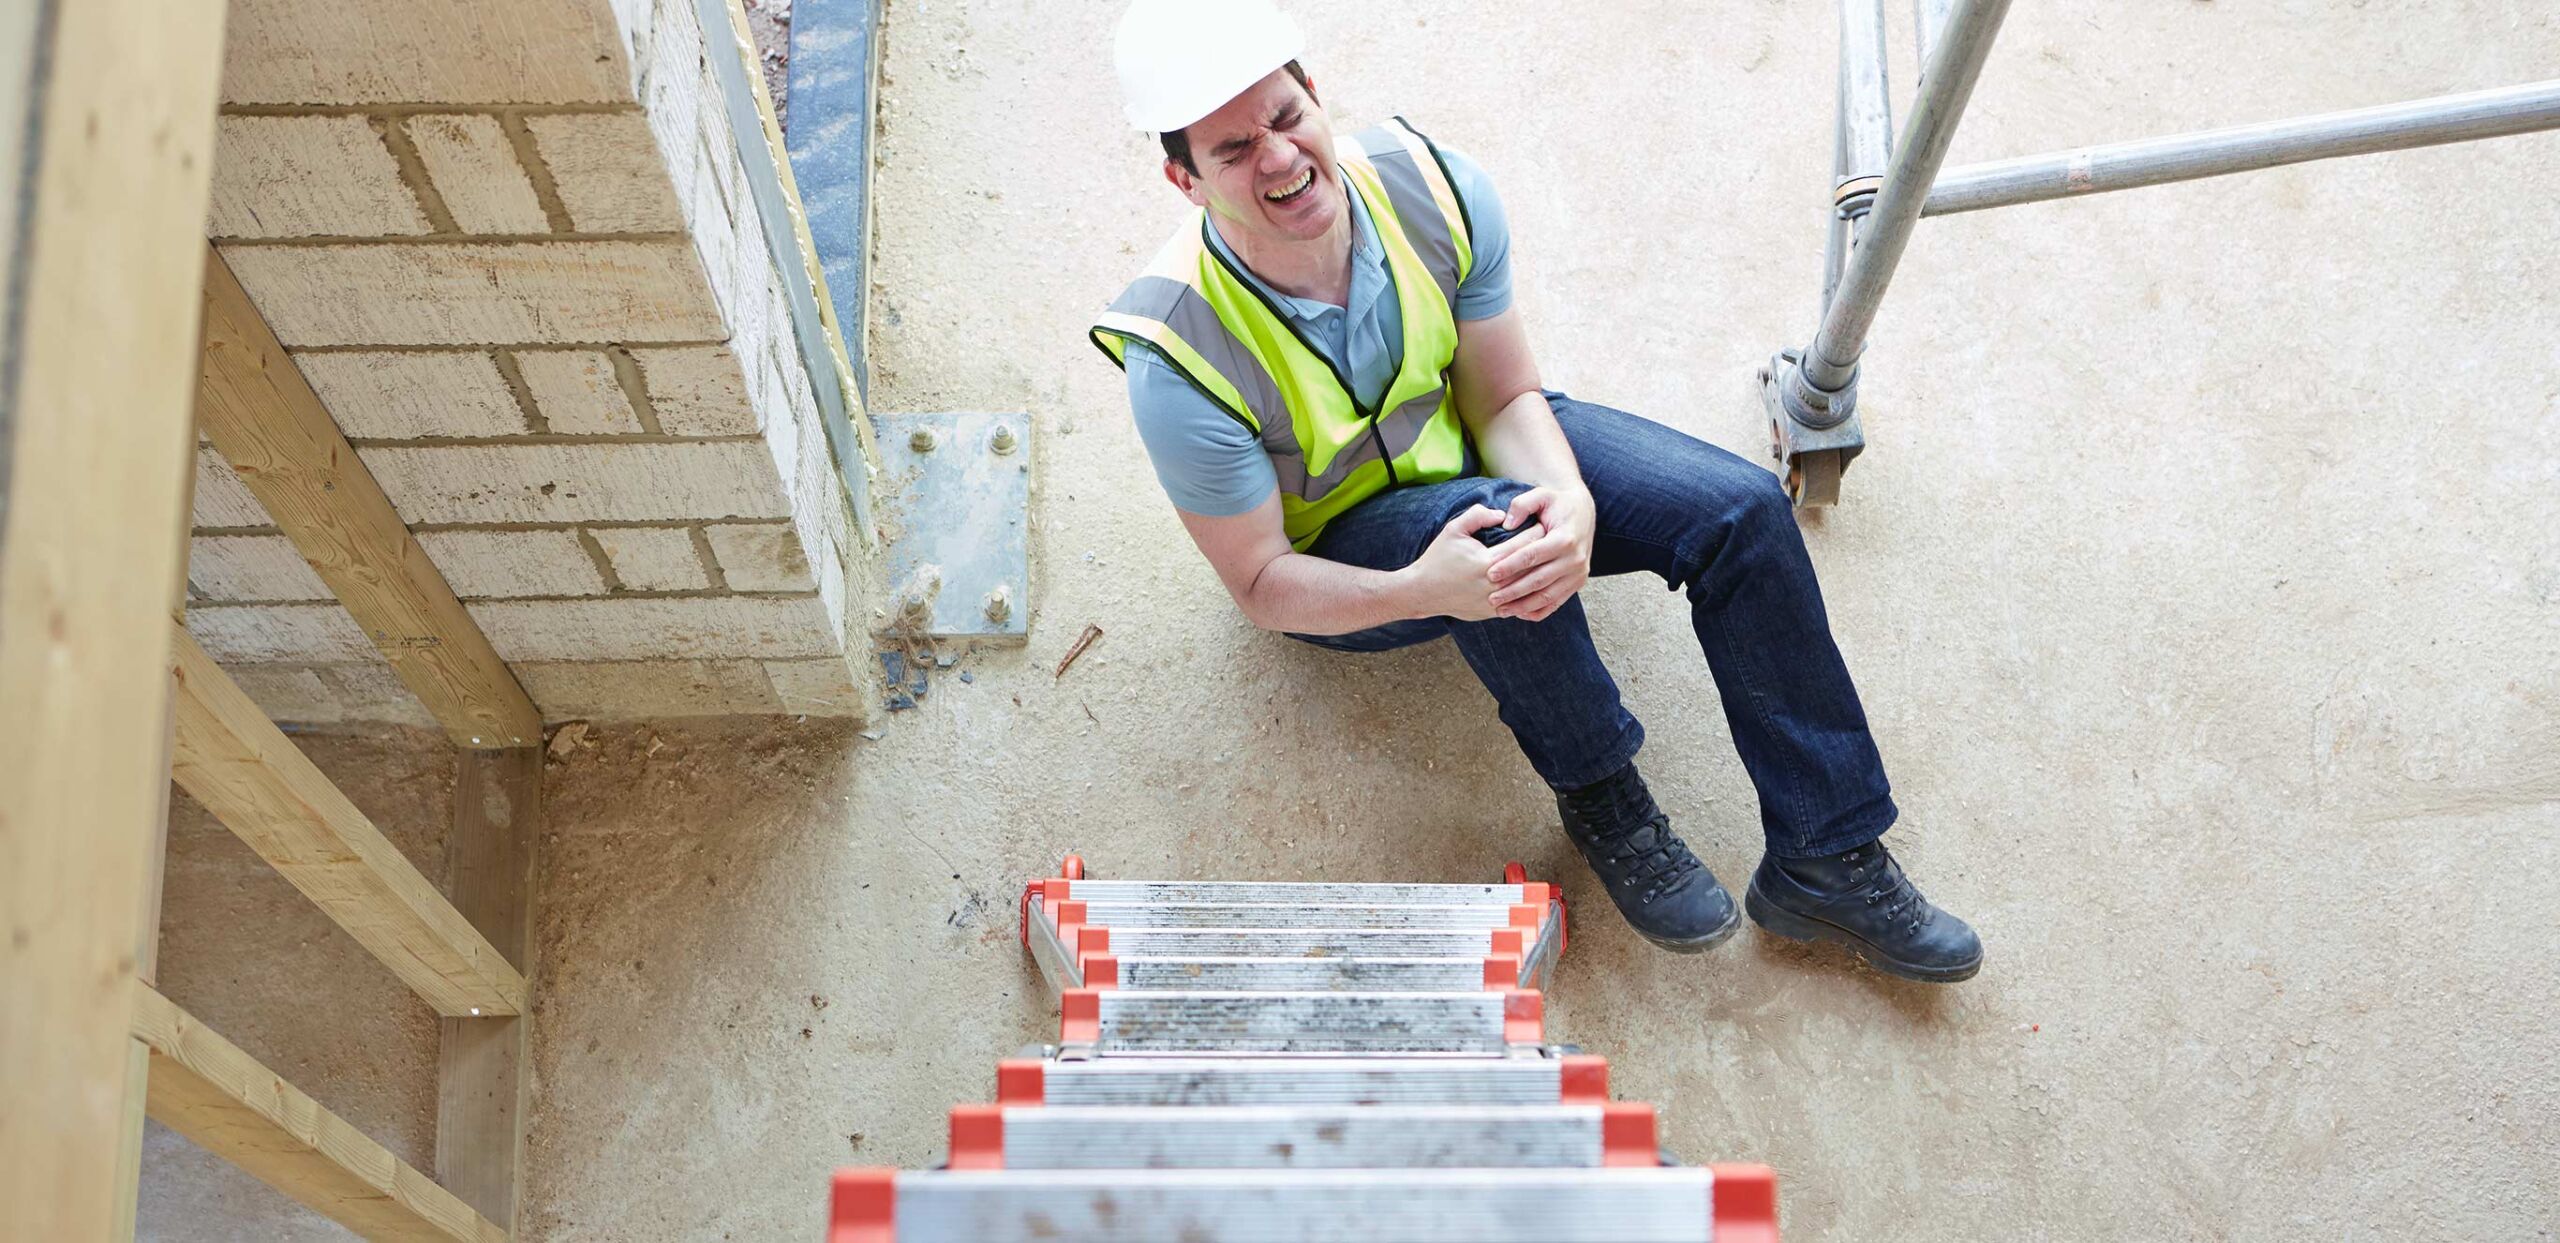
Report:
194,245,541,749
113,690,183,1242
131,982,508,1243
168,622,528,1016
0,0,228,1233
435,747,542,1228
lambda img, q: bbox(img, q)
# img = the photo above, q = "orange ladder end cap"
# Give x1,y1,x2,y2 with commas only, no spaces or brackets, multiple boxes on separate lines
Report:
1060,988,1102,1044
1083,953,1120,989
948,1105,1004,1170
1559,1054,1611,1104
828,1169,896,1243
1601,1102,1659,1167
1502,989,1544,1043
1708,1163,1781,1243
1483,954,1522,990
995,1059,1045,1105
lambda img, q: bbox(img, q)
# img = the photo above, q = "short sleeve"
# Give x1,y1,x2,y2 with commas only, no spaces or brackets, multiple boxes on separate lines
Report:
1437,147,1514,321
1123,346,1281,517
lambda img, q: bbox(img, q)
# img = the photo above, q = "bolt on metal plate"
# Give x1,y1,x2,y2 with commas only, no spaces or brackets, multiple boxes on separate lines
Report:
875,411,1032,642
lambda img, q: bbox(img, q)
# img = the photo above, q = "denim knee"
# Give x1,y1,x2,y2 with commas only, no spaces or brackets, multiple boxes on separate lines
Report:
1671,464,1797,588
1445,476,1534,518
1412,477,1535,558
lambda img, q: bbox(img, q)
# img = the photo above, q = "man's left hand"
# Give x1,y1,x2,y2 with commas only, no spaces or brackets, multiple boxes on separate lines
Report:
1486,485,1596,622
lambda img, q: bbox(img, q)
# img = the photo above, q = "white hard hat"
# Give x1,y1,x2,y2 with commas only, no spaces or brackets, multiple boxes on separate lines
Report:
1115,0,1306,134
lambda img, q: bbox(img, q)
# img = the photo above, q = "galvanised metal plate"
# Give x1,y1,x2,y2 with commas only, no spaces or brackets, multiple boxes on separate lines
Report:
1116,956,1488,992
887,1168,1715,1242
1095,991,1506,1055
1062,881,1525,905
875,411,1030,642
1080,902,1521,930
997,1105,1607,1170
1037,1056,1564,1107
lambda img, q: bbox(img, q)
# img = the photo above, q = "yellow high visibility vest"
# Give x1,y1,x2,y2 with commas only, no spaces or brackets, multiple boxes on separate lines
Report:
1092,118,1476,550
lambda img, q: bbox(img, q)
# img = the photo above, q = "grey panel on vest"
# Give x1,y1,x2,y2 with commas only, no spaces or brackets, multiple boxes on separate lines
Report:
1360,135,1463,302
1111,275,1292,435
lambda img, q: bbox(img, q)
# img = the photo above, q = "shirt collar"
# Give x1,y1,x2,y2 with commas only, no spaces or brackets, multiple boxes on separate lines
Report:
1204,172,1387,325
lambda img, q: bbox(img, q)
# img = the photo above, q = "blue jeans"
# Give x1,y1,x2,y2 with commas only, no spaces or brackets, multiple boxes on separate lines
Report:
1289,393,1895,859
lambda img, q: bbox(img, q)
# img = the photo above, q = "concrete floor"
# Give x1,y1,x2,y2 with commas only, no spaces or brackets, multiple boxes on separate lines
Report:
145,1,2559,1239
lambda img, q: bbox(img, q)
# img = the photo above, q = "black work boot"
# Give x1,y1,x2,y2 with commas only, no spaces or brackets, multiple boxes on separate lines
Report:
1554,765,1740,952
1745,841,1982,983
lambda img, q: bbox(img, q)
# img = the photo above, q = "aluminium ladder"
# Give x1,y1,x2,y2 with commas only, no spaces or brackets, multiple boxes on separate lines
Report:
828,857,1780,1242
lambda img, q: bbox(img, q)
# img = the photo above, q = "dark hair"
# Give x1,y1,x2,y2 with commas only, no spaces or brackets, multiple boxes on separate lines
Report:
1160,60,1315,175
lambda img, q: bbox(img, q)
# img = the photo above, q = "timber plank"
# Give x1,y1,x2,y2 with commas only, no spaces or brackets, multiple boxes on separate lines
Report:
435,747,542,1228
168,623,528,1017
0,0,227,1233
194,245,540,748
132,983,507,1243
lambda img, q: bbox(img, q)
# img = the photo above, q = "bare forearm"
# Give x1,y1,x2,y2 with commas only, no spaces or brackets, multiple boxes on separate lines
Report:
1235,551,1423,636
1470,389,1585,494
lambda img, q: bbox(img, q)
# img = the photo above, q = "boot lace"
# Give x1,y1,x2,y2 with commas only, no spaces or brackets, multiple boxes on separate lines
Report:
1843,846,1933,933
1587,815,1700,904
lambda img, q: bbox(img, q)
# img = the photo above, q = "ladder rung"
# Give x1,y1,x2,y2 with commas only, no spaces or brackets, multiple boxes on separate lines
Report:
1101,955,1506,992
999,1054,1611,1107
1082,927,1528,958
948,1103,1659,1170
832,1165,1778,1243
1048,880,1541,905
1079,901,1536,930
1027,898,1566,998
1063,989,1544,1055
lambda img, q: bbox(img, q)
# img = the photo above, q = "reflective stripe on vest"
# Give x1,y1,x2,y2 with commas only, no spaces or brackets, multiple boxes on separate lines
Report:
1091,117,1476,550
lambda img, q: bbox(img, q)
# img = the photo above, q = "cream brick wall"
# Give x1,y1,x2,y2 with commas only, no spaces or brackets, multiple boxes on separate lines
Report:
294,351,530,438
190,0,880,725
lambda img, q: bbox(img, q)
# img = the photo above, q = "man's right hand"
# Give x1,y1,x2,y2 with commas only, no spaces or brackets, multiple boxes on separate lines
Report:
1400,505,1518,621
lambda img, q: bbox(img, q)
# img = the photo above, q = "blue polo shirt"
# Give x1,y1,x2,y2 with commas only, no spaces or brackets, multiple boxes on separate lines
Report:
1121,145,1514,517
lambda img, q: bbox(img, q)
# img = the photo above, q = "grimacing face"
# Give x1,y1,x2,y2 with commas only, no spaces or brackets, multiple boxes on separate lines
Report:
1165,68,1342,247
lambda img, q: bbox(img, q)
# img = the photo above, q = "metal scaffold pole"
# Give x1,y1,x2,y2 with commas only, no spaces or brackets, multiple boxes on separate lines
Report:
1923,79,2560,216
1765,0,2013,504
1822,0,1895,310
1761,5,2560,509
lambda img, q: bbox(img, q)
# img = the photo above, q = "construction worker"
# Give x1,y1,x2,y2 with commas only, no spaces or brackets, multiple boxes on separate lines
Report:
1096,0,1982,983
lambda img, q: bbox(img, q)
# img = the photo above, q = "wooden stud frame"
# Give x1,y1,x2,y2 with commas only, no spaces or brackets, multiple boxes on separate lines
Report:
133,983,507,1242
0,0,229,1234
167,624,529,1018
194,245,542,750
